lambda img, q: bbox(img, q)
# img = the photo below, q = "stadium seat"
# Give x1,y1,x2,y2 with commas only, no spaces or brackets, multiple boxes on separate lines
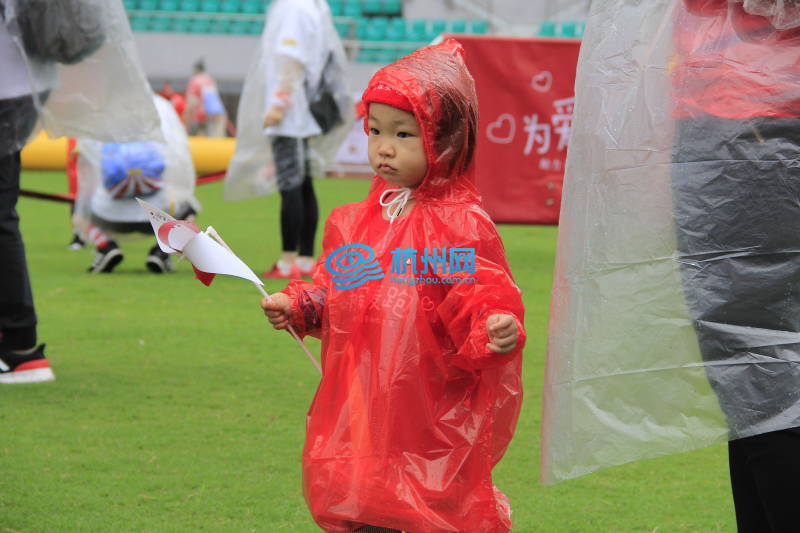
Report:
173,18,192,32
159,0,179,10
150,16,172,31
220,0,240,12
449,19,467,33
200,0,221,12
190,18,211,32
558,21,577,37
131,15,150,31
471,20,488,34
328,0,343,16
335,21,351,38
343,0,361,17
386,21,405,42
248,20,264,34
355,17,369,40
365,23,387,41
362,0,381,15
139,0,158,10
430,19,446,36
179,0,200,11
408,19,426,41
240,0,261,13
383,0,401,15
123,0,138,10
538,20,556,36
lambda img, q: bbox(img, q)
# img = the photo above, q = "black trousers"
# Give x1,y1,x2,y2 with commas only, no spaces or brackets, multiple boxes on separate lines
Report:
271,136,318,256
672,115,800,531
0,150,36,350
0,94,40,350
729,428,800,533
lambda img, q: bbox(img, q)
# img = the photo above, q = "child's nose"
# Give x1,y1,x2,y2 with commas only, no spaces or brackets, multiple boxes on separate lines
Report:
378,141,395,157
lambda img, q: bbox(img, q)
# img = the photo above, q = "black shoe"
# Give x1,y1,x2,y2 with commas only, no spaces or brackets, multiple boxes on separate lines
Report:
0,344,55,384
146,246,175,274
68,233,85,250
88,242,123,273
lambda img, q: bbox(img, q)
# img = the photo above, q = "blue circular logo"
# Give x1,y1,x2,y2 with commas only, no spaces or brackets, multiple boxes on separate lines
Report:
326,244,384,290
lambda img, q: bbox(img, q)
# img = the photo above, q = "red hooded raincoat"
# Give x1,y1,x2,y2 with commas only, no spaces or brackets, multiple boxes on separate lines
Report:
282,39,526,533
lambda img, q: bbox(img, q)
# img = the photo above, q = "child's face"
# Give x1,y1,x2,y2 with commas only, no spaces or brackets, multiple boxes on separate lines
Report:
367,103,428,188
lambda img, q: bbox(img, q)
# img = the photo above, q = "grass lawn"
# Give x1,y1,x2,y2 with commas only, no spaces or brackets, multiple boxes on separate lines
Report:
1,172,735,532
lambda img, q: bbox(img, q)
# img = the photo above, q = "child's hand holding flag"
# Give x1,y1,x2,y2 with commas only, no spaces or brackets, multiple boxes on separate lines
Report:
137,199,321,373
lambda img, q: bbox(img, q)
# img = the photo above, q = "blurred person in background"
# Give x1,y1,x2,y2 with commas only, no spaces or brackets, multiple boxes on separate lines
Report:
183,59,227,137
260,0,343,279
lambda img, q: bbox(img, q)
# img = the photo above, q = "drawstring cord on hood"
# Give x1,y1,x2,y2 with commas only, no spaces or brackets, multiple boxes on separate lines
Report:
379,188,413,222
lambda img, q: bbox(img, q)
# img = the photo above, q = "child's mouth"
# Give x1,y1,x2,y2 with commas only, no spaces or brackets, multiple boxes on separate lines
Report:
378,163,396,173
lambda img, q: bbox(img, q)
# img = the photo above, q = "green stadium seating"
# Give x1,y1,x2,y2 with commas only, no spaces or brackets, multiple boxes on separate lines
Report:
192,19,212,32
430,19,446,35
240,0,261,13
383,0,401,15
150,16,171,31
179,0,200,11
139,0,158,10
131,15,150,31
386,24,404,42
328,0,343,16
335,21,351,38
343,0,360,16
200,0,220,12
173,18,192,32
471,20,488,34
449,19,467,33
365,23,386,41
123,0,138,9
248,20,264,34
362,0,381,15
355,17,369,40
538,20,556,36
159,0,179,10
220,0,240,12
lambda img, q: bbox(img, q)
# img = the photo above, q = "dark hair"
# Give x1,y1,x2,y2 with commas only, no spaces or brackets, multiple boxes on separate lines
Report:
193,59,205,73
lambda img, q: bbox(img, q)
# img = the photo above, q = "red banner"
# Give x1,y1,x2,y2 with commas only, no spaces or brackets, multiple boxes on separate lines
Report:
456,35,581,224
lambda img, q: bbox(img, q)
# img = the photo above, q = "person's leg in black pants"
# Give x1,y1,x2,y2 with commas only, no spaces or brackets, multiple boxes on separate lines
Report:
269,136,318,277
729,428,800,533
0,149,37,350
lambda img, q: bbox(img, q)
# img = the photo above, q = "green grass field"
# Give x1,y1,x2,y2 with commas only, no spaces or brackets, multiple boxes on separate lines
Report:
2,172,736,532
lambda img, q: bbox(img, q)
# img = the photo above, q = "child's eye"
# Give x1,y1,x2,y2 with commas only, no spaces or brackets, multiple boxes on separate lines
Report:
369,127,380,135
397,131,412,138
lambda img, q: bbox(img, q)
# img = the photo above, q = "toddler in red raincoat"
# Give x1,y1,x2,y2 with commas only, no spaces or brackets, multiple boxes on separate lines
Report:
262,39,526,533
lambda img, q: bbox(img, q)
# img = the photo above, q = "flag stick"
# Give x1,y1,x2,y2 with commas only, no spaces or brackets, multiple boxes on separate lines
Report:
206,226,323,374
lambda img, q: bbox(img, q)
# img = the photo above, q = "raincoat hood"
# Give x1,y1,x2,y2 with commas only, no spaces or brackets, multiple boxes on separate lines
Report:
361,39,480,204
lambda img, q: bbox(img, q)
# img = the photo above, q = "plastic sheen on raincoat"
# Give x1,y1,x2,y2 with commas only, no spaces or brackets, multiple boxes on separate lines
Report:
224,0,352,201
73,94,199,237
542,0,800,484
280,40,526,533
0,0,160,157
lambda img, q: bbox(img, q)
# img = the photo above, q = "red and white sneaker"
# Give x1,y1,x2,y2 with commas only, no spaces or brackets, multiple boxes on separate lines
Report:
261,261,302,280
0,344,55,384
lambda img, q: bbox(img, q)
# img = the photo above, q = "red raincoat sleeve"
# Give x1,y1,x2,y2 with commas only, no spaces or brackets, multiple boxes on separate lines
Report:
281,206,348,339
436,214,526,371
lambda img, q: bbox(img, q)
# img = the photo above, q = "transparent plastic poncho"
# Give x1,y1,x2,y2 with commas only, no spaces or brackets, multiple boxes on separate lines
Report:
224,0,352,201
0,0,160,157
72,94,198,238
542,0,800,484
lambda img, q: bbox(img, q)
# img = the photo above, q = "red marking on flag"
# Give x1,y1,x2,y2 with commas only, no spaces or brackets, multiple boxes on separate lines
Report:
193,265,216,286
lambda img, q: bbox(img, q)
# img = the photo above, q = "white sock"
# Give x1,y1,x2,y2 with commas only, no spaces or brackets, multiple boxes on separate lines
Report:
295,257,314,272
276,259,293,275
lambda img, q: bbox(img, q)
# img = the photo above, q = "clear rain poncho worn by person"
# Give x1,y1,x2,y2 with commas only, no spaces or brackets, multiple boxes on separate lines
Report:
224,0,352,201
72,94,200,242
278,40,526,533
542,0,800,484
0,0,160,158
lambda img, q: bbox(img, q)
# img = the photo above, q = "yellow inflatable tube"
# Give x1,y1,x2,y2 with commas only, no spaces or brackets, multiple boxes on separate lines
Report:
20,133,236,175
